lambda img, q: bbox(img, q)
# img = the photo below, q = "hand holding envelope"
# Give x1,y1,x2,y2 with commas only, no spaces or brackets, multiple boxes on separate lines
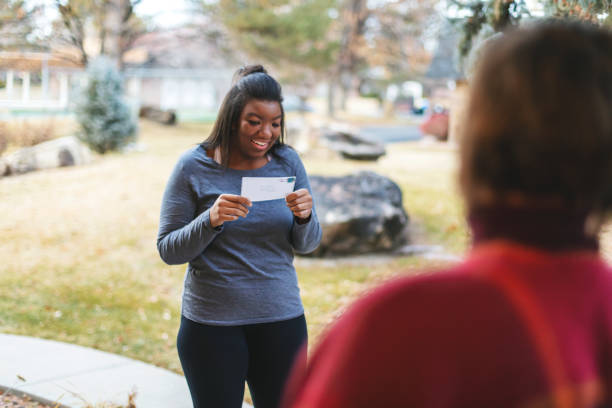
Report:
209,194,252,228
241,177,296,202
286,189,313,221
241,176,312,221
210,177,312,228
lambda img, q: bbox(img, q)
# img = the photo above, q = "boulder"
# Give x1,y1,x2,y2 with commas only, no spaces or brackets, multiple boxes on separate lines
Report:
321,130,386,161
2,136,92,176
139,105,177,125
309,171,409,256
0,158,8,177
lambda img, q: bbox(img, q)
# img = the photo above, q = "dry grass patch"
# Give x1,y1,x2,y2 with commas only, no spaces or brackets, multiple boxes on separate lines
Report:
0,118,78,155
8,118,612,408
0,121,206,373
0,120,468,380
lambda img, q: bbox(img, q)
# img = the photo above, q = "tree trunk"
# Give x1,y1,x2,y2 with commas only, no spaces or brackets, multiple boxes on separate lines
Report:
103,0,124,68
340,71,352,111
336,0,369,112
327,80,336,118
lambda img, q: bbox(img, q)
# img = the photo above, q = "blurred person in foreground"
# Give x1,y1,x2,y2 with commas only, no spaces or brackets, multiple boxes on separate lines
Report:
283,20,612,408
157,65,321,408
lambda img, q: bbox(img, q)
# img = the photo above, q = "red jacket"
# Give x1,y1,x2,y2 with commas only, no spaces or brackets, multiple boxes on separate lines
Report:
284,241,612,407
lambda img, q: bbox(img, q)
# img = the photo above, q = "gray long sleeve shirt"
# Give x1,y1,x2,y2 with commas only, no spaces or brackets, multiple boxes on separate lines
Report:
157,144,322,325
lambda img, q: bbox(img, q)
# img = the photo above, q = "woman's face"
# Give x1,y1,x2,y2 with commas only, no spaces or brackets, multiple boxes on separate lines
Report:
231,99,282,168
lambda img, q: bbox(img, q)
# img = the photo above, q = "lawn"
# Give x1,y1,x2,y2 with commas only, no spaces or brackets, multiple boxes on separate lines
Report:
0,119,469,396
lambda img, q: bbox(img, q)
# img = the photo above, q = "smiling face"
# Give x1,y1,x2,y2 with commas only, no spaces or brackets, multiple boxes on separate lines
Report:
230,99,282,169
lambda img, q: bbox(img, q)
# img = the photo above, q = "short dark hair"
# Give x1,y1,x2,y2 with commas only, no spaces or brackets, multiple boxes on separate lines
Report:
203,65,286,167
460,20,612,213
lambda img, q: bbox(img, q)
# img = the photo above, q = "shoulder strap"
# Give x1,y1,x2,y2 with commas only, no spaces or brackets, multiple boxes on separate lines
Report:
483,268,575,408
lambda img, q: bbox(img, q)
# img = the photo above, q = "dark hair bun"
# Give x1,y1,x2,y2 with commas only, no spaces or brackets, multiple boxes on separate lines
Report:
233,65,267,84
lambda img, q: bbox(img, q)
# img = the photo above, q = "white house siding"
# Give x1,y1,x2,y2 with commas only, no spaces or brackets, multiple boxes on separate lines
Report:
124,68,232,113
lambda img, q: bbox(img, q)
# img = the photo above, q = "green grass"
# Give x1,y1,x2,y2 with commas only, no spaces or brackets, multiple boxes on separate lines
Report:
0,120,468,397
302,141,470,254
298,256,456,343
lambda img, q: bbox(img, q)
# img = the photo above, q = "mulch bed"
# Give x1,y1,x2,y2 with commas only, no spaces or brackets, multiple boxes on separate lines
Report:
0,390,57,408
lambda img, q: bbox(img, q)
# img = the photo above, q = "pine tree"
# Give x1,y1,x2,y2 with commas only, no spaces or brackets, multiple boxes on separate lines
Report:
215,0,338,78
454,0,611,61
210,0,436,116
75,56,137,154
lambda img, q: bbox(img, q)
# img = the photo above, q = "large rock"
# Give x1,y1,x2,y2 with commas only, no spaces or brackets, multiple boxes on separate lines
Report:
321,130,386,161
309,171,409,256
2,136,92,176
0,158,8,177
139,105,177,125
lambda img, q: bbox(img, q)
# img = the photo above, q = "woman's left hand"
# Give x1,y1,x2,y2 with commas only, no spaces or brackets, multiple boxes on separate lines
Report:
286,188,313,220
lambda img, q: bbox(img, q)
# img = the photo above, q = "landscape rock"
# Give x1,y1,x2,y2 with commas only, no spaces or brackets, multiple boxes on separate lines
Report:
0,158,8,177
321,130,386,161
309,171,409,256
2,136,92,176
139,105,177,125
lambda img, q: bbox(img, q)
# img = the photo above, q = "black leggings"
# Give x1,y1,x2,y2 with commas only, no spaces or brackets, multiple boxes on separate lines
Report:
177,314,307,408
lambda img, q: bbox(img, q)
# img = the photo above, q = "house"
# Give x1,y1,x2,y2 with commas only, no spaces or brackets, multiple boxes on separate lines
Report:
0,51,83,113
123,27,236,121
0,27,238,122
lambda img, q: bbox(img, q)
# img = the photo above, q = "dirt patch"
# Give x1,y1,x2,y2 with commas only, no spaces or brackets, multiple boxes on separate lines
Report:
0,390,57,408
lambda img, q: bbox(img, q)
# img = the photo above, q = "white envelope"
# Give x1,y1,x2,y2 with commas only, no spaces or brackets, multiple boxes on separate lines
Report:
241,176,296,202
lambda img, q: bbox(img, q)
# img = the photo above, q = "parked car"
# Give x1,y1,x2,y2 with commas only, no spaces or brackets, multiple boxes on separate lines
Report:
419,109,449,141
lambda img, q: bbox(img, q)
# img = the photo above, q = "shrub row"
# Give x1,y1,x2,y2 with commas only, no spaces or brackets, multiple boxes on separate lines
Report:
0,120,56,156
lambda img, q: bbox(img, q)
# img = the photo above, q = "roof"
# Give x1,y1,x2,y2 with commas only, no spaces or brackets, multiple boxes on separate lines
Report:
124,26,236,70
425,21,464,80
0,52,83,71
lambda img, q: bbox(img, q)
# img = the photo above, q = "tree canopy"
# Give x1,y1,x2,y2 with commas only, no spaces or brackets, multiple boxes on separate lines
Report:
202,0,438,113
0,0,42,50
53,0,146,66
454,0,612,60
211,0,338,87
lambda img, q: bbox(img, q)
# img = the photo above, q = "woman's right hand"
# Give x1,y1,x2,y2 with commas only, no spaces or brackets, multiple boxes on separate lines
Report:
209,194,252,228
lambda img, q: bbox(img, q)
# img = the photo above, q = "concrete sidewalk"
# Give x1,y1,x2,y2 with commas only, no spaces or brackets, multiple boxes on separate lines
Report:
0,333,252,408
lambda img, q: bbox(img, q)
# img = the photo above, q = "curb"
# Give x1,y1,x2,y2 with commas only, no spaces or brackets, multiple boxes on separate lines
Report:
0,384,72,408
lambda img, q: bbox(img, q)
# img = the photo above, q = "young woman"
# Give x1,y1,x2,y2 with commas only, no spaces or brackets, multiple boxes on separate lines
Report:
157,65,321,408
284,20,612,408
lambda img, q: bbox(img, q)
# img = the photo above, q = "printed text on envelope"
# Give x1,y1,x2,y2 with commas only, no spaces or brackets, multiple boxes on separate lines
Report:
241,177,296,202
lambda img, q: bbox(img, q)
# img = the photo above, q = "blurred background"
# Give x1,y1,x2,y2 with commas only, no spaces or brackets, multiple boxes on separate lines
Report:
0,0,610,406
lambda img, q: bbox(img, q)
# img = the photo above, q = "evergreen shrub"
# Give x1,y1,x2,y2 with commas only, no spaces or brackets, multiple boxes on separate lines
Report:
75,57,137,154
0,123,7,156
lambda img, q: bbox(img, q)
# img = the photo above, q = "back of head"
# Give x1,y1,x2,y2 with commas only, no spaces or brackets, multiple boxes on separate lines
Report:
460,20,612,214
204,64,285,166
231,64,284,102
